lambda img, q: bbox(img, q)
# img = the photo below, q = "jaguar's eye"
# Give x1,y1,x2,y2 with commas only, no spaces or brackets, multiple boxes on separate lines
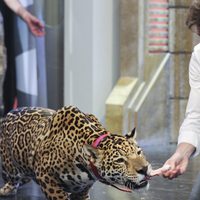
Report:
115,158,125,163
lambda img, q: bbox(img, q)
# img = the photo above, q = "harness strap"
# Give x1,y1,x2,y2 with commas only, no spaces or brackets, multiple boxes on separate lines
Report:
92,132,110,148
89,161,102,180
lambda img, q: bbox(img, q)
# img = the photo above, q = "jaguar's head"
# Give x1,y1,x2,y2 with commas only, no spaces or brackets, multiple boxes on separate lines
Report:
85,128,151,192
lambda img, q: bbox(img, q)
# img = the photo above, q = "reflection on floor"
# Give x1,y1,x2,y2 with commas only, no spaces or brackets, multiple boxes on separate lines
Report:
0,140,200,200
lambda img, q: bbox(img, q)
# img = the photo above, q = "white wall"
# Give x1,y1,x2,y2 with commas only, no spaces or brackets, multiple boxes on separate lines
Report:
64,0,120,120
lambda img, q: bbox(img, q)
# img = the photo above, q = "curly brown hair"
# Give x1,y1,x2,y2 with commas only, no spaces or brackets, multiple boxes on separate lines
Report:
186,0,200,29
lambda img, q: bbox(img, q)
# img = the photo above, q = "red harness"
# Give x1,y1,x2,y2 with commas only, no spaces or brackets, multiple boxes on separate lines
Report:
91,132,110,148
89,132,110,180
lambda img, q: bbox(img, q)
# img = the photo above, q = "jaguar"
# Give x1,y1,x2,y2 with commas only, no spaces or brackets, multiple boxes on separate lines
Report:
0,105,151,200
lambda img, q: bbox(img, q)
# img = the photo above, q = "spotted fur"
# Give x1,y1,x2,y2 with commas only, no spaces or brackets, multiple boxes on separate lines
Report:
0,106,151,200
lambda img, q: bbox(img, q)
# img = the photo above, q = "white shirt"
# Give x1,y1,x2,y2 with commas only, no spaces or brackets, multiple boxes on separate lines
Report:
178,43,200,157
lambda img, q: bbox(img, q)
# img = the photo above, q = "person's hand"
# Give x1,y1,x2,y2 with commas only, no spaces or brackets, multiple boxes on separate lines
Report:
162,152,189,179
162,143,195,179
3,0,45,36
18,7,45,37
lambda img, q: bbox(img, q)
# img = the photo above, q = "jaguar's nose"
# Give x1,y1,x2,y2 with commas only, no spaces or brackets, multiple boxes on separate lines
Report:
137,166,148,176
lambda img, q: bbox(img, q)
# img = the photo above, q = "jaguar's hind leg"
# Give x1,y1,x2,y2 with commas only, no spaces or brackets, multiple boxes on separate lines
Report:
1,169,31,196
0,165,20,196
0,146,21,196
0,182,18,196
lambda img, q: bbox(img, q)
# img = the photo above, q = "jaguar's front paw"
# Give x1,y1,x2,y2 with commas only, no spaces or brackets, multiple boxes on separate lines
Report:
69,193,90,200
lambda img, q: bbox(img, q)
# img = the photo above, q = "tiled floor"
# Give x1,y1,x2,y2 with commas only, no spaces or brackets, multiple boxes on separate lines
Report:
0,139,200,200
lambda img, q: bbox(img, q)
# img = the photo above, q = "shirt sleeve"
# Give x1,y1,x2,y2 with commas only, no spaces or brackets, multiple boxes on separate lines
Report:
178,44,200,157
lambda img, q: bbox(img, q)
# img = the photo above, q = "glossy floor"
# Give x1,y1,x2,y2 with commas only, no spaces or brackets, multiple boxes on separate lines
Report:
0,140,200,200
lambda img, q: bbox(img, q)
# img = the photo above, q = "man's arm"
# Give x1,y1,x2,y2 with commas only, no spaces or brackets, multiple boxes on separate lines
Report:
3,0,24,16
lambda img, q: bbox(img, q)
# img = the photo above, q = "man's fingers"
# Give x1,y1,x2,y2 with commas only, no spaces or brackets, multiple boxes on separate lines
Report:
163,167,181,179
150,164,171,176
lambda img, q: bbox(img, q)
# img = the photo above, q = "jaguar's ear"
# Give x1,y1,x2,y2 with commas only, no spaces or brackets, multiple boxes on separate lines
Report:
125,127,137,141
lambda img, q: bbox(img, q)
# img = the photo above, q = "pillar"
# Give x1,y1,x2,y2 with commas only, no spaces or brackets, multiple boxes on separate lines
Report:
168,0,193,142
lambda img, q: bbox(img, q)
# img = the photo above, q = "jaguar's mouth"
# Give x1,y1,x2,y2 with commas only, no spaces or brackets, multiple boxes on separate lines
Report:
125,179,149,190
106,178,149,193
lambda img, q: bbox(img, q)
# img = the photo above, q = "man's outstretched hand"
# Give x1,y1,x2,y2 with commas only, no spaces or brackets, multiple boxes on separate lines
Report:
150,143,196,179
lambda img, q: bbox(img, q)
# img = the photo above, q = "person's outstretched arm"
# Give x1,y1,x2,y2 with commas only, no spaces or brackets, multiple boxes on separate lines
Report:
162,43,200,179
3,0,45,36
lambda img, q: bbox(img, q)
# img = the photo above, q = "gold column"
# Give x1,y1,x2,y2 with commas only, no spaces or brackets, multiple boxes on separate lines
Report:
120,0,139,77
105,0,141,134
